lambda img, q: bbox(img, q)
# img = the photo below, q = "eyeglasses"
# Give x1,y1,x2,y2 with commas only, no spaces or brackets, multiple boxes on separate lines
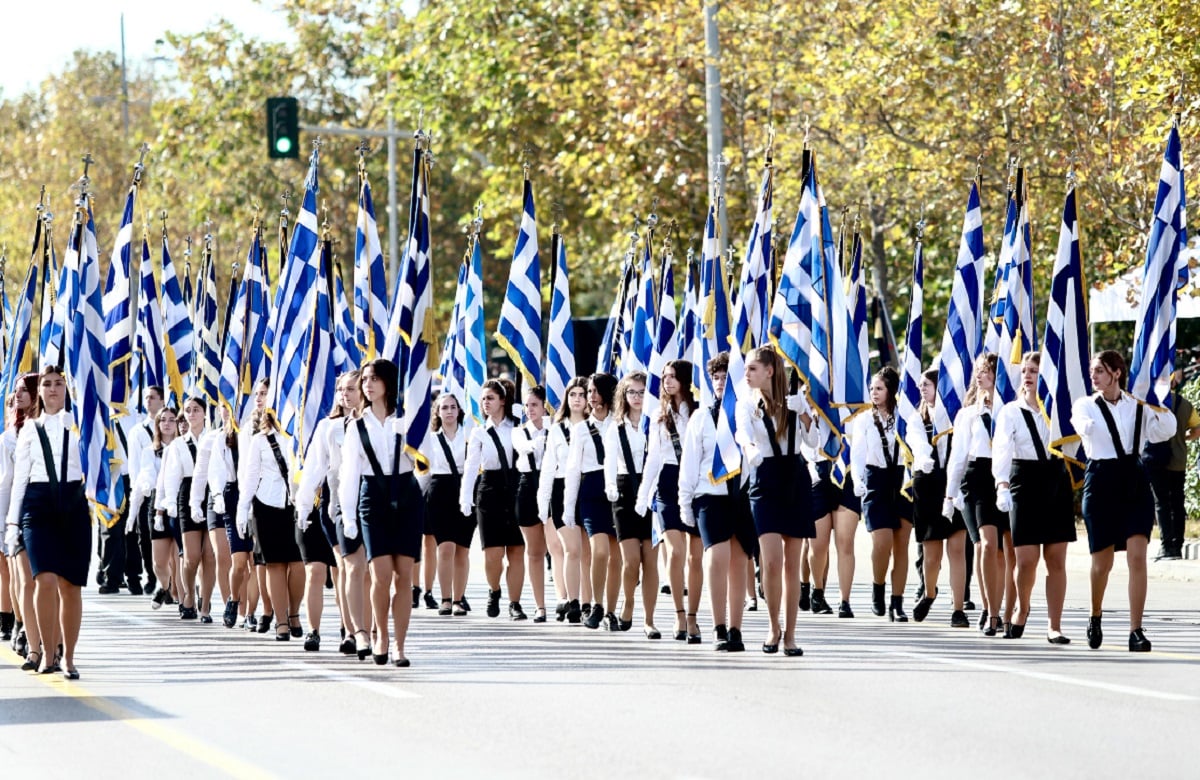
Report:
626,390,645,397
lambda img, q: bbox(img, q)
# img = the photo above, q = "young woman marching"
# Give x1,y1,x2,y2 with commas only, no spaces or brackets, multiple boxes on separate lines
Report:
513,385,558,622
945,353,1015,636
461,379,527,620
637,360,703,642
420,391,474,616
5,367,88,678
738,348,818,655
537,377,592,623
603,372,659,637
679,353,756,651
243,380,274,634
339,359,424,665
564,372,620,630
160,397,213,621
146,408,181,611
295,371,363,652
235,406,304,642
849,367,914,622
1,376,41,665
1070,350,1175,652
412,394,446,612
992,353,1076,641
189,414,227,624
905,368,969,627
206,403,260,630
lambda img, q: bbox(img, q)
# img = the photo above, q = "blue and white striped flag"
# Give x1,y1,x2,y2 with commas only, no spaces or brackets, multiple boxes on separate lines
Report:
438,255,468,407
37,226,60,371
645,256,678,431
896,228,925,453
102,171,139,420
134,230,167,402
399,144,435,469
936,182,986,425
995,174,1037,404
464,231,487,425
298,233,337,455
218,230,255,423
733,164,774,351
497,177,542,389
627,236,657,377
677,253,699,389
160,226,193,407
333,257,359,375
596,255,634,376
697,202,731,408
1,244,39,399
244,230,271,402
985,183,1019,357
196,241,222,411
1039,179,1093,482
711,333,746,484
1130,125,1189,407
354,171,388,362
832,227,871,483
545,230,576,414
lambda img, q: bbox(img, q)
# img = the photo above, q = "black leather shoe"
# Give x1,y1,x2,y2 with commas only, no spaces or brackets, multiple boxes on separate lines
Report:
888,595,908,623
799,582,812,612
978,611,989,631
452,600,468,617
603,612,620,631
555,601,568,622
618,618,633,632
460,596,472,613
783,645,804,657
713,624,729,651
584,604,603,629
127,581,144,596
913,590,937,623
964,600,976,611
1129,628,1151,653
180,606,197,621
984,616,1001,637
304,631,320,651
726,627,745,652
411,586,421,609
644,626,661,640
424,590,438,609
762,633,780,654
1087,616,1103,649
1046,631,1071,645
871,584,886,617
339,635,357,654
508,602,528,621
532,608,547,623
838,601,854,619
289,616,303,638
686,613,702,644
257,614,273,634
486,589,502,618
222,600,239,628
810,589,833,615
950,610,969,628
1005,623,1025,639
438,599,453,616
565,599,582,624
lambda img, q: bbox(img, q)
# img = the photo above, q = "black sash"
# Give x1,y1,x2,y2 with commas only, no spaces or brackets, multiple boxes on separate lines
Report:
34,422,69,487
1018,408,1049,462
980,411,995,440
487,427,512,473
759,401,797,458
1095,396,1143,459
265,434,292,507
871,411,899,469
522,426,539,471
617,424,638,475
924,420,940,470
436,431,460,476
586,421,605,465
663,410,683,463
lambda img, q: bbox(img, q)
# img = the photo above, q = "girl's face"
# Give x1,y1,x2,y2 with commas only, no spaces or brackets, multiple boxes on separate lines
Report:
253,382,269,410
1090,360,1120,395
588,382,606,414
919,374,936,405
567,386,587,416
14,384,32,412
869,377,889,410
177,418,188,435
159,411,178,437
362,368,384,404
482,389,503,419
1020,360,1039,391
711,371,728,399
661,367,680,399
976,364,995,393
337,376,362,412
745,358,770,390
220,404,233,426
525,394,545,424
39,372,66,411
438,395,460,427
184,401,205,431
625,381,645,415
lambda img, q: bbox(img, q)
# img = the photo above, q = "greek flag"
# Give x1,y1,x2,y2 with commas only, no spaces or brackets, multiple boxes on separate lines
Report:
627,237,657,376
645,258,678,431
896,230,925,452
545,231,576,414
354,172,388,361
1,244,39,399
439,256,468,407
464,232,486,425
102,169,140,420
596,255,634,376
134,231,167,404
619,267,638,377
160,226,193,408
497,177,542,388
399,145,435,470
677,254,699,388
244,230,271,401
697,203,731,408
733,165,774,351
985,186,1019,356
42,224,72,372
218,232,255,423
196,243,222,411
382,148,421,369
298,234,337,455
65,197,120,522
37,226,60,371
1130,125,1189,407
1039,180,1093,482
936,182,986,425
711,333,746,484
333,257,359,375
270,147,322,449
831,227,871,483
995,174,1037,404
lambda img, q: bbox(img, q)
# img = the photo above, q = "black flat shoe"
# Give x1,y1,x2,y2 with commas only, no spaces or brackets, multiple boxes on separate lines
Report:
1005,623,1025,640
373,653,388,665
411,586,421,609
799,582,811,612
424,591,438,610
783,646,804,657
964,600,976,611
62,668,80,680
222,600,239,628
950,610,970,628
452,600,468,617
258,614,273,634
199,614,213,625
726,627,745,652
838,601,854,619
438,599,453,616
555,601,568,622
810,589,833,615
393,657,411,668
644,626,661,640
565,599,582,624
984,616,1001,637
746,598,758,612
713,624,729,652
532,608,547,623
288,615,303,638
1046,631,1071,645
762,633,780,654
1129,628,1151,653
339,635,357,654
486,590,502,618
275,627,290,642
584,605,604,630
21,650,41,672
304,632,320,652
509,602,528,621
460,596,471,612
1087,616,1103,649
913,589,937,623
618,618,633,632
686,612,702,644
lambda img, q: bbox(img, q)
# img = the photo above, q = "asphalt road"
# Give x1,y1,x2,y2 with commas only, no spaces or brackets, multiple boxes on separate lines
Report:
2,536,1197,779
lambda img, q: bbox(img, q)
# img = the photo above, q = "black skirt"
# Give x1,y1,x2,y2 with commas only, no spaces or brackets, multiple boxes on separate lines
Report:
962,458,1009,542
516,471,541,528
550,477,569,531
1082,456,1152,553
578,471,615,538
862,464,912,532
911,467,965,542
1010,459,1077,547
426,473,475,547
178,478,205,534
694,491,758,557
221,483,254,555
612,473,652,542
251,498,302,564
749,455,816,539
476,470,523,549
811,461,861,517
359,472,424,562
20,481,91,587
296,509,337,567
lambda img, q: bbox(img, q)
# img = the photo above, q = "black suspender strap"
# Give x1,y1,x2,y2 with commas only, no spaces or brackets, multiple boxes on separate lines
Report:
617,424,638,475
559,421,572,444
1135,403,1144,455
760,401,784,459
586,421,605,465
663,412,683,463
522,426,538,471
710,404,720,425
787,410,797,457
980,412,994,441
436,432,460,476
33,422,66,487
265,434,291,492
116,424,128,456
486,427,512,472
231,438,239,472
185,437,197,464
1094,396,1141,458
925,421,941,470
871,411,898,469
1018,408,1049,462
356,418,387,480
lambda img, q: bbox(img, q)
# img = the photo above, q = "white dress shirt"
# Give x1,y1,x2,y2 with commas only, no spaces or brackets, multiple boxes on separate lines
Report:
903,403,952,474
537,420,577,523
677,405,727,525
735,393,819,474
189,429,222,523
0,429,20,530
992,397,1052,486
417,425,467,492
563,415,612,522
1070,391,1176,461
849,408,902,489
158,432,202,516
637,406,690,513
295,417,349,518
234,431,297,532
338,412,413,534
512,420,548,475
6,410,85,529
126,417,155,490
460,417,516,513
945,398,998,499
603,417,646,502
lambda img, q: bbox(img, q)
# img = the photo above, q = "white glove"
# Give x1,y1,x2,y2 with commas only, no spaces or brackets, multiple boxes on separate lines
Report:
343,516,359,540
605,487,618,503
192,508,205,527
996,487,1013,513
562,505,578,528
953,494,966,511
297,509,311,532
154,512,165,533
917,458,935,475
941,498,956,520
634,499,648,517
853,479,868,498
681,506,696,528
4,524,19,551
459,501,473,518
786,393,807,413
745,444,764,470
236,514,248,539
126,514,138,535
212,494,226,515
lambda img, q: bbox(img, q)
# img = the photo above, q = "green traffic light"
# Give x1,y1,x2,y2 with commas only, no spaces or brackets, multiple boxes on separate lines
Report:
275,137,293,155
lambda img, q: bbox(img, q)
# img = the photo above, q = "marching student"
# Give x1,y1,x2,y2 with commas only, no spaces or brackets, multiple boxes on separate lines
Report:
189,411,229,623
460,379,527,620
125,385,166,596
805,417,861,618
159,397,214,622
206,403,260,630
637,359,702,642
564,372,619,630
513,385,557,622
905,368,969,627
992,353,1076,642
737,347,818,655
679,352,755,652
420,391,474,616
945,353,1015,636
603,372,659,637
537,377,592,623
146,408,181,611
235,405,304,643
850,366,914,622
1070,350,1175,652
1,375,41,665
339,359,423,666
242,380,274,634
5,366,88,678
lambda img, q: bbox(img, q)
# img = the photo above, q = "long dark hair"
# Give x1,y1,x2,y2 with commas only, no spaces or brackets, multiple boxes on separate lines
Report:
873,366,900,415
153,407,180,453
432,391,465,431
555,376,589,423
612,372,646,423
483,378,515,422
588,372,617,413
1092,350,1126,390
658,359,697,423
918,367,939,424
10,372,40,430
750,347,788,441
362,359,399,415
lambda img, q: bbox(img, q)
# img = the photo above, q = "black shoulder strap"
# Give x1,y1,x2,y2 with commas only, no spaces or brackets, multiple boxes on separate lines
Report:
871,411,897,469
1018,408,1049,461
925,421,941,469
617,424,637,475
266,434,290,488
231,438,239,472
437,431,460,476
1135,403,1144,456
356,418,387,481
760,402,783,459
486,426,511,472
980,411,994,441
33,421,60,488
559,421,571,444
185,436,197,462
1094,397,1127,458
586,421,605,465
788,410,797,457
523,426,537,471
663,411,683,462
116,423,128,455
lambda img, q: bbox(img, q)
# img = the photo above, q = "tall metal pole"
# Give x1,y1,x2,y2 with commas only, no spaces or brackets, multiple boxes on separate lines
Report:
120,14,130,138
703,1,728,256
386,11,400,284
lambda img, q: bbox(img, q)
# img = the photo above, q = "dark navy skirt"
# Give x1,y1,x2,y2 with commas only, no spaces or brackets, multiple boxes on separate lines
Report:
1082,456,1151,553
694,491,758,556
550,477,571,531
612,473,652,542
911,467,965,542
579,471,615,538
862,465,912,532
251,499,302,565
516,472,541,528
359,473,423,562
962,458,1008,542
654,463,694,535
20,481,90,586
811,461,861,517
1010,459,1077,547
221,483,254,555
749,455,815,539
178,479,206,535
297,509,337,567
426,474,475,548
476,470,523,549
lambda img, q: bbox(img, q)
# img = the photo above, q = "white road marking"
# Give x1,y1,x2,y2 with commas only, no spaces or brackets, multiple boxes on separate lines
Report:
278,661,420,699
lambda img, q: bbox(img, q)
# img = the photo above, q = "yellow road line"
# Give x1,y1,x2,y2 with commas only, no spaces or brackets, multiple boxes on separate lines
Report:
1,647,275,780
